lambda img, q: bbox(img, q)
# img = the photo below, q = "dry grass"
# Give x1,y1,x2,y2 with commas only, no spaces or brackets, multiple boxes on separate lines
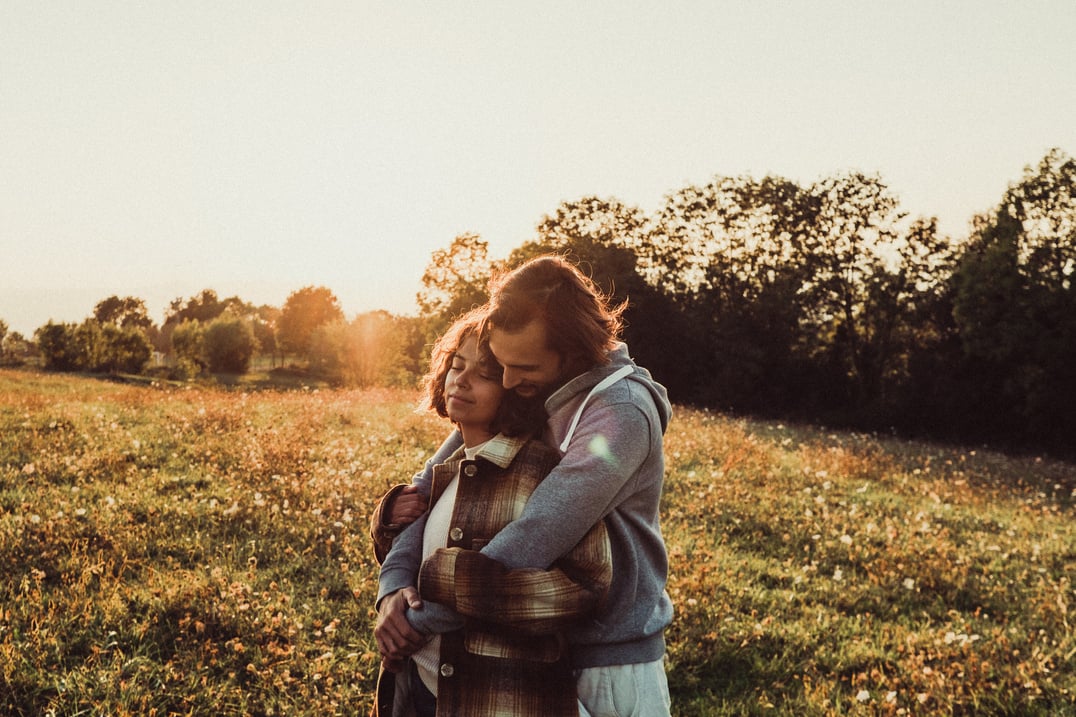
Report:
2,369,1073,715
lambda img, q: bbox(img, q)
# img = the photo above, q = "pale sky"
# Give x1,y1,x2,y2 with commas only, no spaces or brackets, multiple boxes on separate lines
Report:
3,1,1075,336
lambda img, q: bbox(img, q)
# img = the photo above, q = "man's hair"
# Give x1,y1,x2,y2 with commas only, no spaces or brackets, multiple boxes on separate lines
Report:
487,255,625,369
422,306,545,437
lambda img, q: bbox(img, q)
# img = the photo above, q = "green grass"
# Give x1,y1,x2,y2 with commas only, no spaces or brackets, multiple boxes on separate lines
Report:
1,369,1073,715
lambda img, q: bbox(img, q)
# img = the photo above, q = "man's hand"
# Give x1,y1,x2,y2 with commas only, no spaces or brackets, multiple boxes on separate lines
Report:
374,587,427,664
388,485,427,526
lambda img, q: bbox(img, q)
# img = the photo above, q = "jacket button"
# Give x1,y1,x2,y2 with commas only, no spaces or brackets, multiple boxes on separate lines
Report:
449,527,463,541
440,663,455,678
463,464,478,477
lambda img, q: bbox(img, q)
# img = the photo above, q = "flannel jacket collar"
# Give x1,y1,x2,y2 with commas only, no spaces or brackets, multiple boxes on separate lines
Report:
464,433,527,469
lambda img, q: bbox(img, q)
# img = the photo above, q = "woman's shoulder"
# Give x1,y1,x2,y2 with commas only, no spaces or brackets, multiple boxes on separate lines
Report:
512,436,560,468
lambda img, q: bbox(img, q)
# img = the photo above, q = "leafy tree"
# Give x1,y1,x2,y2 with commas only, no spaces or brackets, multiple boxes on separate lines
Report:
514,196,652,302
953,211,1027,364
650,175,815,407
164,290,228,324
36,322,79,371
100,324,153,373
34,319,150,374
252,305,282,367
1006,148,1076,287
159,290,252,354
653,176,809,300
798,173,955,409
171,320,206,375
647,171,956,418
417,233,493,328
0,319,7,357
94,296,153,329
71,320,106,371
92,296,158,366
309,311,420,387
952,148,1076,446
204,315,258,374
278,286,344,361
7,332,33,360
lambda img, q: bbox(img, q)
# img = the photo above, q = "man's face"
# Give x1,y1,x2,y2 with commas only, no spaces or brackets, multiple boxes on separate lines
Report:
488,320,564,399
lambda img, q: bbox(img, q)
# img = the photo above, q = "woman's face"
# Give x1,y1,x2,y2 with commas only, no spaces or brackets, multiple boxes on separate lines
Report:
445,335,505,442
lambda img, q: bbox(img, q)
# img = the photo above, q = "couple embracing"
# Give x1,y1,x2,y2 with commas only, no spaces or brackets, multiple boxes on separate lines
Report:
370,255,673,717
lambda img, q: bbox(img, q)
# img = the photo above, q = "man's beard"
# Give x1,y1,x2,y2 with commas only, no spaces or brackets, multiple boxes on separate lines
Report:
514,374,563,405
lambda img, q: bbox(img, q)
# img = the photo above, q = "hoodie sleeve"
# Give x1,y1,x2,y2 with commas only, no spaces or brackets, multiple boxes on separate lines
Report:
480,395,657,571
411,429,463,497
375,497,467,637
368,430,463,563
375,512,427,607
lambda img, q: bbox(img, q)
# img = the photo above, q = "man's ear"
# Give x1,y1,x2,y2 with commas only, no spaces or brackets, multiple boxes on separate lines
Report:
562,352,591,380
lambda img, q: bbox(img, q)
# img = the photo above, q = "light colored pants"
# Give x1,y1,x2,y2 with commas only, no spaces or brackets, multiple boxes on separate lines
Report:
576,659,671,717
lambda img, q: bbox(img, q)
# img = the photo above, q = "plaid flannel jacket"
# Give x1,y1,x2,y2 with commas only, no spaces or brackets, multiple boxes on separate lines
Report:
373,436,613,717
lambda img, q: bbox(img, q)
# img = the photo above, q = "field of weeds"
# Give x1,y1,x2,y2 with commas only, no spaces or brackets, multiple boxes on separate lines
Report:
1,369,1073,715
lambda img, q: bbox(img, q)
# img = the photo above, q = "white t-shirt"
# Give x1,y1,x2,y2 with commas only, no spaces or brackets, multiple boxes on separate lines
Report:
412,440,489,695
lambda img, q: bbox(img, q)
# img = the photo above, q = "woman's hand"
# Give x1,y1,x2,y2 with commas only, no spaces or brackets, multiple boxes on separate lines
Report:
374,586,427,667
388,485,427,525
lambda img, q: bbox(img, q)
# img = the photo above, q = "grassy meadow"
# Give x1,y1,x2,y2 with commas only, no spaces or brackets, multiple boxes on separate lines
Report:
1,368,1073,716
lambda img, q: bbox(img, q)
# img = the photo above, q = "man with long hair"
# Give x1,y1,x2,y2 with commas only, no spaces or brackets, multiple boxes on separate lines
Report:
375,255,673,716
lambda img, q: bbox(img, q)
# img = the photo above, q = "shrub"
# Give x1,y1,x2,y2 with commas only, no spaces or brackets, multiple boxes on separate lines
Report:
204,315,258,374
171,320,206,371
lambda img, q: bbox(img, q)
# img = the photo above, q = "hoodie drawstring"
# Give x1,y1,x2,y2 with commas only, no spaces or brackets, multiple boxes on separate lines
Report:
558,365,635,453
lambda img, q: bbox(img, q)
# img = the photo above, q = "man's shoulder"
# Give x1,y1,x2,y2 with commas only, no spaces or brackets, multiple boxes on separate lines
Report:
591,371,662,413
549,380,657,433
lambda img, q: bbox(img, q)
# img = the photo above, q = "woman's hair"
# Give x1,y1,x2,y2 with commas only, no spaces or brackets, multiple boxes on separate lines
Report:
422,307,546,438
486,255,625,369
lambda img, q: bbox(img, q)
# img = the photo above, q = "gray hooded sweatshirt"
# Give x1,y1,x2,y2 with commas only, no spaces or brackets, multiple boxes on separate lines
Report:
379,342,674,669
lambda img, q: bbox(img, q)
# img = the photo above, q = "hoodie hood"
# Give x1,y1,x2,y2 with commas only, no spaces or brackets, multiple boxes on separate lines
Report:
545,342,672,442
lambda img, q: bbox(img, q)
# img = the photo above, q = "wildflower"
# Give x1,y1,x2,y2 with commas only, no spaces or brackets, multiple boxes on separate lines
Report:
856,689,871,703
903,578,916,590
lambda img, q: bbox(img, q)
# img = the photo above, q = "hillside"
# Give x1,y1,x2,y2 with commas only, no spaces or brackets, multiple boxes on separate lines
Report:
1,369,1073,715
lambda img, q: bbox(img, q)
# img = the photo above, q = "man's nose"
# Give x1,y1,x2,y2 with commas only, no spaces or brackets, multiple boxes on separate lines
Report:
501,367,521,390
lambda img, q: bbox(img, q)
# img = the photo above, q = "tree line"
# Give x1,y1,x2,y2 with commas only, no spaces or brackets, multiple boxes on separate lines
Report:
417,148,1075,455
3,148,1072,455
2,287,420,387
